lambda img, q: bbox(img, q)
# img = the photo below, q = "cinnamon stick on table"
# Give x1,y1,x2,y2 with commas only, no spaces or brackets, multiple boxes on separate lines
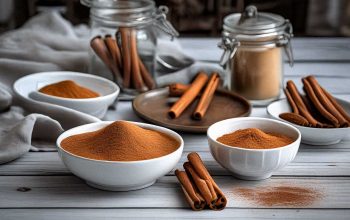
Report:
175,170,206,211
168,72,208,119
120,28,132,88
193,72,220,120
175,152,227,211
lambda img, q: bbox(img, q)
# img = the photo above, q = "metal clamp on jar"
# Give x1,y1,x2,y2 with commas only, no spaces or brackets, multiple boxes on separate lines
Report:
82,0,178,96
219,5,294,106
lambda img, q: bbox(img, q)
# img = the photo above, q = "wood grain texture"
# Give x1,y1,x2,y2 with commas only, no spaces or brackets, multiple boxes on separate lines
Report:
1,209,350,220
0,176,349,209
1,149,350,176
1,38,350,218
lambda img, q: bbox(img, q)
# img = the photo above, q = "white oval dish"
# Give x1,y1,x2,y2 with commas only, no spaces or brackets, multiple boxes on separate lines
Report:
207,117,301,180
56,121,184,191
13,71,119,118
267,98,350,145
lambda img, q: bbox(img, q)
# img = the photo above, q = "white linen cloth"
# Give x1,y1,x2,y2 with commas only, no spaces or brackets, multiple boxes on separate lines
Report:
0,11,223,164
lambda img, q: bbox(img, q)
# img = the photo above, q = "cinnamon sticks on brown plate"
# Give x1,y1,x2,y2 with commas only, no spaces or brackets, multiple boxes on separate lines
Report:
280,75,350,128
168,72,220,120
175,152,227,211
90,28,155,92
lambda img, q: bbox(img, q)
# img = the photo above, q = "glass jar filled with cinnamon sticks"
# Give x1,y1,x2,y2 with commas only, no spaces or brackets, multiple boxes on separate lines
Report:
219,5,294,106
81,0,178,95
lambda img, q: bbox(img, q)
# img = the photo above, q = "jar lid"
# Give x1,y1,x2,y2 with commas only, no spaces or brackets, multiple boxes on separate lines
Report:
223,5,290,37
219,5,294,66
81,0,155,27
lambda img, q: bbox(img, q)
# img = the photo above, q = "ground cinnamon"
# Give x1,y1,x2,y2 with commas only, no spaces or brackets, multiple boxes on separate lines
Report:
233,186,322,207
217,128,294,149
39,80,99,99
61,121,180,161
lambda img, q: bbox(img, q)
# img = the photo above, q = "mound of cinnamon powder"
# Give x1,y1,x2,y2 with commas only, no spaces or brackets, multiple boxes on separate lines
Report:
217,128,294,149
39,80,99,99
61,121,180,161
234,186,322,207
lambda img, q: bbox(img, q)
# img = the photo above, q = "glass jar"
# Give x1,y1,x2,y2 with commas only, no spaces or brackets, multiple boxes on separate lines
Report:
219,5,293,106
81,0,178,96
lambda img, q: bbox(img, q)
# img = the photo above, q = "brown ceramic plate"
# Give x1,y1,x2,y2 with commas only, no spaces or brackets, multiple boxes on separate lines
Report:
132,88,251,133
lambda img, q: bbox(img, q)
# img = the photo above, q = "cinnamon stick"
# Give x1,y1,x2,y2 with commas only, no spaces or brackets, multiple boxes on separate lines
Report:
284,88,299,114
193,72,220,120
306,76,349,127
175,152,227,211
139,58,156,90
322,87,350,124
120,28,131,88
129,29,145,91
187,152,227,210
168,73,208,119
175,170,206,211
169,83,189,97
90,36,121,83
286,80,322,127
279,112,309,126
302,77,339,127
104,35,122,71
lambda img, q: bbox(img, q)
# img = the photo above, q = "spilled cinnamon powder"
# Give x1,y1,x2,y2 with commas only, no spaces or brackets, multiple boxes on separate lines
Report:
39,80,99,99
61,121,180,161
234,186,322,207
217,128,294,149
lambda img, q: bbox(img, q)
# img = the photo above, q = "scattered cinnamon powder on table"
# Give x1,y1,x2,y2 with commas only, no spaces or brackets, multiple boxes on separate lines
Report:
39,80,99,99
233,186,323,207
61,121,180,161
217,128,294,149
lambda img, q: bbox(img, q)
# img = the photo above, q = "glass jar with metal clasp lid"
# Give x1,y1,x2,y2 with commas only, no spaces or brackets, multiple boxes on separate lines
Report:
218,5,294,106
81,0,179,96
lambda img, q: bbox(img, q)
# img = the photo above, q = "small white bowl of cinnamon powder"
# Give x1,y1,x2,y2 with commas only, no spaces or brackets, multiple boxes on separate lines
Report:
207,117,301,180
14,71,119,118
56,120,183,191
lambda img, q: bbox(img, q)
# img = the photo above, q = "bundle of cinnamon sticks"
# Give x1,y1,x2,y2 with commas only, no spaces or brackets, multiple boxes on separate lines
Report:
175,152,227,211
280,75,350,128
90,28,156,92
168,72,220,120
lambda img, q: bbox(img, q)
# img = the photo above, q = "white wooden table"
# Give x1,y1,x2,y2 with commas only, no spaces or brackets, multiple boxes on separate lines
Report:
1,38,350,219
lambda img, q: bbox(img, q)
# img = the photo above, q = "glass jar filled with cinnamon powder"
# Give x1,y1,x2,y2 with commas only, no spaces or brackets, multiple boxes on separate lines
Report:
219,5,294,106
81,0,178,96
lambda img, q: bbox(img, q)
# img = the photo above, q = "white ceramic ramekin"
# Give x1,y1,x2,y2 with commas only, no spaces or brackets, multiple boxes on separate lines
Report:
56,121,184,191
267,98,350,145
14,71,119,118
207,117,301,180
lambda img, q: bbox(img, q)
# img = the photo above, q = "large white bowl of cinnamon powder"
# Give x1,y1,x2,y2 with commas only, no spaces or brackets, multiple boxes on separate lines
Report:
57,121,183,191
207,117,301,180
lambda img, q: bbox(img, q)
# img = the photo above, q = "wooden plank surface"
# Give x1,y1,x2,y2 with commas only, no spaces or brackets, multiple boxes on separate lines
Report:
1,38,350,219
1,176,349,209
1,209,350,220
1,148,350,176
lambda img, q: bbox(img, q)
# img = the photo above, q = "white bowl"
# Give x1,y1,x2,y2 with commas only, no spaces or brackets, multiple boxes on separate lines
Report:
267,98,350,145
56,121,184,191
207,117,301,180
13,71,119,118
